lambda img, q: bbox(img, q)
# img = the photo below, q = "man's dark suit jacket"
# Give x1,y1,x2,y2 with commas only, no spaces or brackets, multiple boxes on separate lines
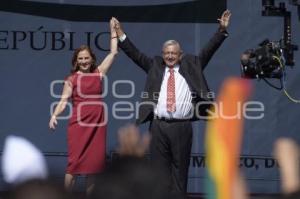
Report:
118,30,228,124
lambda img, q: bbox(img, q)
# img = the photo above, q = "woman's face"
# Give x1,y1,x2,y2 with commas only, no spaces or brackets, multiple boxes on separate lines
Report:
77,50,92,72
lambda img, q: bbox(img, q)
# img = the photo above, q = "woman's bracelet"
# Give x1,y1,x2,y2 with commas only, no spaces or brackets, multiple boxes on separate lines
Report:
111,36,118,39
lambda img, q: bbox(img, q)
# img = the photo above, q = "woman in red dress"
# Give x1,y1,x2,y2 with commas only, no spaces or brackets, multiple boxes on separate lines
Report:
49,18,118,193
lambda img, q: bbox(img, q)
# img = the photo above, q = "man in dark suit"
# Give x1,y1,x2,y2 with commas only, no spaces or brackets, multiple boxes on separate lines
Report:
112,10,231,198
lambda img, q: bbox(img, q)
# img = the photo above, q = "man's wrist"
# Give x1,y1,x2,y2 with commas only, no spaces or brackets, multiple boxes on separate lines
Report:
218,27,228,36
119,34,127,42
219,26,226,32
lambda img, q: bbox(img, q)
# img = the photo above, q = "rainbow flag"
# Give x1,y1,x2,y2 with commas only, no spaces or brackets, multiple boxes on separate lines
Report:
205,78,252,199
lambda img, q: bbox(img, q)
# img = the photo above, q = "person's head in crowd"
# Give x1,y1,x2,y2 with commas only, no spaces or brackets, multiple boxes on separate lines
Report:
2,135,48,185
7,179,70,199
89,124,169,199
90,157,169,199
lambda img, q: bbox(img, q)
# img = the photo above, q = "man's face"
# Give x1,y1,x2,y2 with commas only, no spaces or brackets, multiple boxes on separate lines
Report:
162,44,181,67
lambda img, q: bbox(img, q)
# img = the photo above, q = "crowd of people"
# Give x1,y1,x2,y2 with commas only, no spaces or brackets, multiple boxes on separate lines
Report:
2,126,300,199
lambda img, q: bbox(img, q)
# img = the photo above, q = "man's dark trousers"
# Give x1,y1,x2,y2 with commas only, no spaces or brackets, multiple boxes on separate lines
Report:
150,119,193,199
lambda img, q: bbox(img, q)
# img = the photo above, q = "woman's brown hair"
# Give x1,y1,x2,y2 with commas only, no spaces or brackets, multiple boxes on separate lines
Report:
71,45,97,74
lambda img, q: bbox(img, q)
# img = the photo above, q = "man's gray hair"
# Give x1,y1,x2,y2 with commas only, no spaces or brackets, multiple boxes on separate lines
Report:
162,40,183,54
